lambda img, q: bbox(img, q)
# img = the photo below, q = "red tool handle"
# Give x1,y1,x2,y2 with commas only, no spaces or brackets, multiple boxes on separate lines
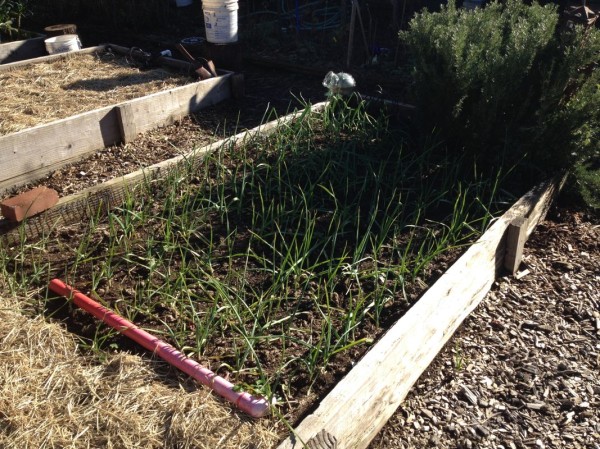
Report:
49,278,270,418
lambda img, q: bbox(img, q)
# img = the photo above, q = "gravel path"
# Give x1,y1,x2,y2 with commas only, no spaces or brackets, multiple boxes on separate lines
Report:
369,204,600,449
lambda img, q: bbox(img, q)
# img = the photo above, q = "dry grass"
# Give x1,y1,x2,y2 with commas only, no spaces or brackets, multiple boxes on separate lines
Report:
0,297,280,449
0,51,191,135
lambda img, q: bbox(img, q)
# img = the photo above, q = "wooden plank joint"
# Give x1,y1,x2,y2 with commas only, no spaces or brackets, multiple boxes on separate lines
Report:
504,216,529,275
116,104,138,144
306,430,338,449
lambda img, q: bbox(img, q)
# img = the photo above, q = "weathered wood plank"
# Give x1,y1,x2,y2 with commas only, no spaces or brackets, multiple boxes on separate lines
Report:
504,216,529,274
0,36,46,64
116,72,231,141
524,173,567,237
0,103,328,244
0,45,104,73
0,106,121,193
276,175,565,449
0,65,231,194
306,430,338,449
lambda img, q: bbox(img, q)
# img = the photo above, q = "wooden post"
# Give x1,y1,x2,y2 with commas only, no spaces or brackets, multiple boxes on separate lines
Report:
346,0,357,68
504,216,529,274
116,104,138,144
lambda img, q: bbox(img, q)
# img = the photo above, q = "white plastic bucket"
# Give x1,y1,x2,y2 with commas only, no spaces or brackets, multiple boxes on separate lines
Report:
44,34,82,55
202,0,239,44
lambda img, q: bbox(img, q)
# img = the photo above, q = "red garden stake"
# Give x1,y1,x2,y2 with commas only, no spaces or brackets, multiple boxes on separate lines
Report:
48,278,270,418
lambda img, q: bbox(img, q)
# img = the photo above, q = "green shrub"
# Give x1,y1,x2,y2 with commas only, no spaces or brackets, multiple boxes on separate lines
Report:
0,0,31,30
572,158,600,211
401,0,600,181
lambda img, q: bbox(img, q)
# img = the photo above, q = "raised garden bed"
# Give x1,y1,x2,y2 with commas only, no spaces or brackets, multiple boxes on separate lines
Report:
0,43,233,194
0,103,323,243
0,100,565,448
276,175,564,449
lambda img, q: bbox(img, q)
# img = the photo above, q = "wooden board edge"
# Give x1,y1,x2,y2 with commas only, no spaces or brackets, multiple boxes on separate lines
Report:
0,105,120,194
524,172,568,238
0,36,47,64
244,56,407,90
0,102,328,244
0,70,232,194
116,72,232,142
275,176,564,449
0,44,107,72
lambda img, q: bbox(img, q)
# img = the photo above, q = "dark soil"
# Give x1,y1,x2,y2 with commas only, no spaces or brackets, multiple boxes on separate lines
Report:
0,55,474,428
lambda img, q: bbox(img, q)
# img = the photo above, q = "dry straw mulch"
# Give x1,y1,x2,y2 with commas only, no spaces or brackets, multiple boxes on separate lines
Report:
0,298,279,449
0,51,191,136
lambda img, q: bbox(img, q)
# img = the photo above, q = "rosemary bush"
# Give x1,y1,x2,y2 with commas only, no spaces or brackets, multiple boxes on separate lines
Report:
402,0,600,181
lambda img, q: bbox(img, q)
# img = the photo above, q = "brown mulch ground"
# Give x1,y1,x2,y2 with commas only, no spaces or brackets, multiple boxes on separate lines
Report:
370,205,600,449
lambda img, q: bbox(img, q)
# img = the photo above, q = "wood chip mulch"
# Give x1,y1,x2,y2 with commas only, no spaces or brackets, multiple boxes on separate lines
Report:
369,205,600,449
